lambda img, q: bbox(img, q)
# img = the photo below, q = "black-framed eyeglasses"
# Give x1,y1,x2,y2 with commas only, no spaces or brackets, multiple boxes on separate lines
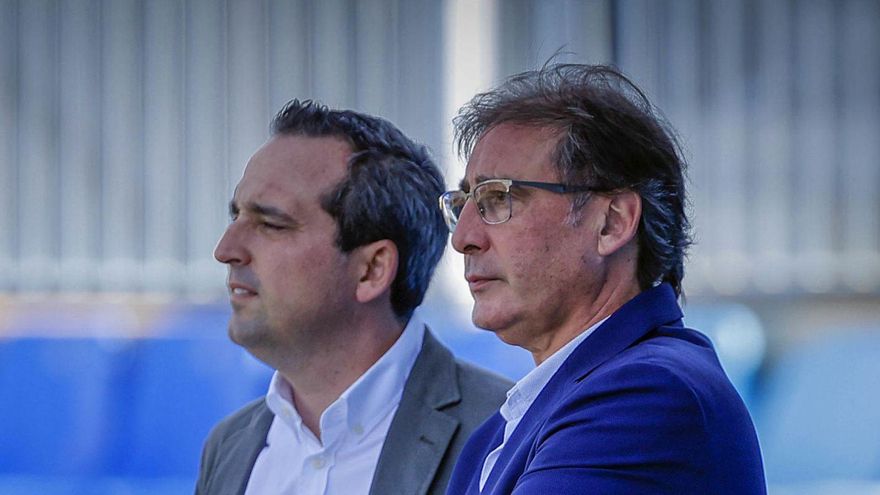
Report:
438,178,601,232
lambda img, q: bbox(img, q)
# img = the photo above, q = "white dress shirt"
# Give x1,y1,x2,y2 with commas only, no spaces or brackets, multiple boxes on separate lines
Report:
479,317,608,491
244,314,425,495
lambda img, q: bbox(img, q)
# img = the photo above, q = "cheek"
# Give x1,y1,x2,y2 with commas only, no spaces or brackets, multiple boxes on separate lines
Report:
292,241,354,293
508,231,588,289
279,235,330,267
255,244,318,297
507,228,558,269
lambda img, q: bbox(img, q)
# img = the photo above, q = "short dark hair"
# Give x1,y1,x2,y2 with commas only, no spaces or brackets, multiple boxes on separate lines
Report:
455,64,691,295
271,99,448,319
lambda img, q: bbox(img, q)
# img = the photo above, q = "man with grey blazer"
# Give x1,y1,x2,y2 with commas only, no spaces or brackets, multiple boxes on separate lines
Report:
196,100,510,495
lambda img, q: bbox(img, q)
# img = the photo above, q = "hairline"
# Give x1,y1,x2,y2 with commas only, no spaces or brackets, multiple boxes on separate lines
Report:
463,121,598,223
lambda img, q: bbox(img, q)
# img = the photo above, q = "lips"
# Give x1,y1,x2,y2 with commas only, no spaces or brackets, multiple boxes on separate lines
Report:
227,281,258,298
465,273,499,292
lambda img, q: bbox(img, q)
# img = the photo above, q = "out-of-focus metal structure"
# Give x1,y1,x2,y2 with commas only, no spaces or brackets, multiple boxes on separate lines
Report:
2,0,878,299
0,0,447,296
614,0,880,297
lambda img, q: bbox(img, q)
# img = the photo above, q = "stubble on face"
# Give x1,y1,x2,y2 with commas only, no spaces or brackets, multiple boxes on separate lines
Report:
228,302,270,348
458,124,604,358
218,134,357,368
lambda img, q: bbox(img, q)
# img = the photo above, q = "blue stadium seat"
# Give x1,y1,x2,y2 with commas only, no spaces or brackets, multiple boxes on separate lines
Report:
0,474,196,495
0,303,272,491
116,335,271,479
0,338,133,476
755,328,880,486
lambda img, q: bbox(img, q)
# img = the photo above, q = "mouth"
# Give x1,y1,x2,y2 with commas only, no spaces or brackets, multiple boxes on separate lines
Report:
465,274,499,292
228,282,258,299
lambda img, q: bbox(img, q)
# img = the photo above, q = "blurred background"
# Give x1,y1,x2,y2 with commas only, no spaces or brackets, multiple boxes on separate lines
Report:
1,0,879,493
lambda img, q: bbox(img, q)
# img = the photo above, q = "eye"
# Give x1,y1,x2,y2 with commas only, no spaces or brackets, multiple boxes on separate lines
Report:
451,192,469,209
480,188,508,207
260,221,285,231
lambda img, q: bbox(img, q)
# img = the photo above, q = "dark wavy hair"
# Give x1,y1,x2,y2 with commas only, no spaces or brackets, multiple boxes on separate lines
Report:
271,99,448,319
455,64,691,295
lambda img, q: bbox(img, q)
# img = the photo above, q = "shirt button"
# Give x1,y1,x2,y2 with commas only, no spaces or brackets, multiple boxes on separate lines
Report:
352,424,364,435
311,456,326,469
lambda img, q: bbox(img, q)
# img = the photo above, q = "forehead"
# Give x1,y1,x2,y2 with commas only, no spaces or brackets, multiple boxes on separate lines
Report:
235,134,352,207
465,124,562,184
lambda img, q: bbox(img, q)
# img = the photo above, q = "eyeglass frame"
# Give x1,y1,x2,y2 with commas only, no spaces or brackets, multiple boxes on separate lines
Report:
438,178,604,232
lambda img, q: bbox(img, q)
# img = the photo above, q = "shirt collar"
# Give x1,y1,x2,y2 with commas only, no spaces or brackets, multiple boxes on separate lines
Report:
333,311,425,441
500,317,609,422
264,312,426,446
265,370,303,434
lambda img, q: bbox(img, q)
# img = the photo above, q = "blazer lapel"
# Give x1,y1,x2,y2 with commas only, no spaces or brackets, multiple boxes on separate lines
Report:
482,284,683,493
559,283,683,384
370,329,462,495
211,402,274,495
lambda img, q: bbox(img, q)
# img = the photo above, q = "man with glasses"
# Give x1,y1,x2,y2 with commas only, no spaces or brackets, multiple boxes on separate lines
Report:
197,100,510,495
442,65,766,494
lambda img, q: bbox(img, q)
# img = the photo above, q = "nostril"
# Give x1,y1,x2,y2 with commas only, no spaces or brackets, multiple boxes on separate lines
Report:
214,236,241,265
462,245,477,255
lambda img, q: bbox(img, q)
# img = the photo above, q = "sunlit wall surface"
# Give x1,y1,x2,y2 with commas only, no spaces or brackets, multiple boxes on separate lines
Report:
615,0,880,297
0,0,447,297
1,0,878,298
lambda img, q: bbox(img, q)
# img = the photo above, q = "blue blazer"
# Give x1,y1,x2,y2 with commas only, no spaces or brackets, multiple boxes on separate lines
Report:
447,284,766,494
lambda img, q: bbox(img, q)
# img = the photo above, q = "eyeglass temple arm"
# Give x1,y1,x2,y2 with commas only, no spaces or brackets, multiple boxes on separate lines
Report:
509,179,601,194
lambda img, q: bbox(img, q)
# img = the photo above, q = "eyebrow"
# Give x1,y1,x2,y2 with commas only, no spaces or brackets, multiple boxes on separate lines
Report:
474,174,497,184
229,200,298,225
459,174,502,193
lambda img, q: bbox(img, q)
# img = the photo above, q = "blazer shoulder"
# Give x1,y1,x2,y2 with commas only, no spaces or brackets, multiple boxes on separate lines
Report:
369,331,510,495
197,398,270,495
417,329,511,413
452,359,512,418
608,327,737,401
204,397,268,451
455,359,512,399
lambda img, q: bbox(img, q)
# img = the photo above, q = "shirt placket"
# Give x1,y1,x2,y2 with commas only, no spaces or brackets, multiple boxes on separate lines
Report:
310,400,347,494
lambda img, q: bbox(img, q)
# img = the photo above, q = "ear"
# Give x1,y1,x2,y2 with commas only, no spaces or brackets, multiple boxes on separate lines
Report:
597,191,641,257
354,239,399,304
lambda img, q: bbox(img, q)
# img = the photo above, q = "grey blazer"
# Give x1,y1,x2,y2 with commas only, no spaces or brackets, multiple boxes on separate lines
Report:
195,329,511,495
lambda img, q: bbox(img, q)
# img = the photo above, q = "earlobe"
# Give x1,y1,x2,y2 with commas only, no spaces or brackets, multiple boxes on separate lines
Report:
355,240,399,304
597,191,641,257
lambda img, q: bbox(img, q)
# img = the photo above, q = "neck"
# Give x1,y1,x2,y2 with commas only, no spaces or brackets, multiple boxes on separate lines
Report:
279,309,406,438
531,266,641,366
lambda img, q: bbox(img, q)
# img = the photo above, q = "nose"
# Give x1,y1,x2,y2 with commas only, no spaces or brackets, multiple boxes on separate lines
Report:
451,198,488,255
214,221,250,265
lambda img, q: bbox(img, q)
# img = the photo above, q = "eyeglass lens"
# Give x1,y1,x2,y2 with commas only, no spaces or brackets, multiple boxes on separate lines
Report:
474,182,511,224
441,181,516,232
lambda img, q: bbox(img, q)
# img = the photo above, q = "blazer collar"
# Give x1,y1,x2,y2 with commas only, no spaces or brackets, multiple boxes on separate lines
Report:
369,327,462,495
216,401,274,495
219,328,462,495
557,282,683,383
481,283,682,492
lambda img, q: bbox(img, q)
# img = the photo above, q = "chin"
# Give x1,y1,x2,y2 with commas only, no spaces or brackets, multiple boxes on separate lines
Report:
470,303,490,330
227,322,248,347
228,318,263,349
471,304,506,333
473,304,532,349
